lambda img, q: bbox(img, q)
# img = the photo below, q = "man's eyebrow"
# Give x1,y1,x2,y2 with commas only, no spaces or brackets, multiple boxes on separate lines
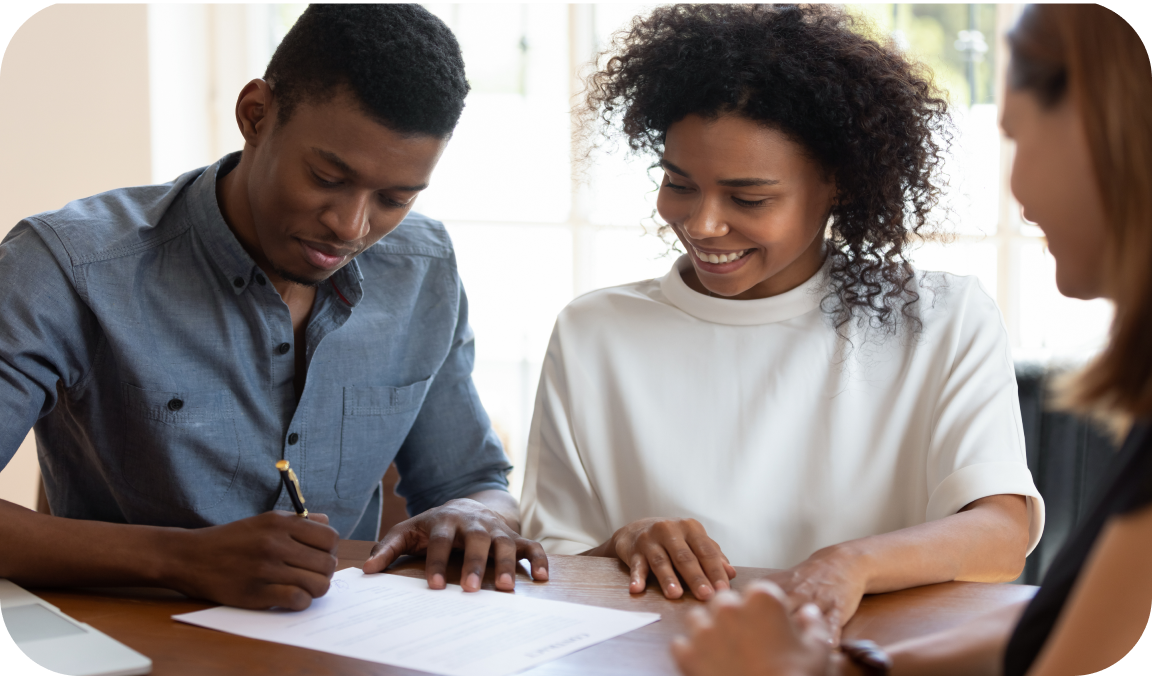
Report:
312,148,358,180
660,159,780,187
311,147,428,192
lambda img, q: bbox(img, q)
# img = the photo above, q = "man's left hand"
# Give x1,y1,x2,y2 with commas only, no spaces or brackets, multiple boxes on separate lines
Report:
362,497,549,592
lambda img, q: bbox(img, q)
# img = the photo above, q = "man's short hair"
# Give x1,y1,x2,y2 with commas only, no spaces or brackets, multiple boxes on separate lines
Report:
263,4,469,137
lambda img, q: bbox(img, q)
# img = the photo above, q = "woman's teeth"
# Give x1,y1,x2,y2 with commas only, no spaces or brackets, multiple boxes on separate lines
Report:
694,247,750,264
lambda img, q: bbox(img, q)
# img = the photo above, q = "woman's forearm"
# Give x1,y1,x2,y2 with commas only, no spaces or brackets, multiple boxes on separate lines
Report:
841,494,1030,594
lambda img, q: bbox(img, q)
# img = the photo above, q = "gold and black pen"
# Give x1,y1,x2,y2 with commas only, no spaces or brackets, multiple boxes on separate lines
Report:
276,460,308,518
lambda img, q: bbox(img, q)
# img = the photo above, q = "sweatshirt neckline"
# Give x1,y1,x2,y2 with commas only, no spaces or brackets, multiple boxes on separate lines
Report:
658,254,827,326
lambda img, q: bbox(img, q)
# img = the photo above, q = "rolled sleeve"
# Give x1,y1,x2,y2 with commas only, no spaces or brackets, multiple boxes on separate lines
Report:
924,279,1046,554
391,273,511,516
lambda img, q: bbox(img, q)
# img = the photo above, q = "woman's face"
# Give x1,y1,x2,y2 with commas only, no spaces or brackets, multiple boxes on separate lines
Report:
1001,85,1109,300
657,114,836,300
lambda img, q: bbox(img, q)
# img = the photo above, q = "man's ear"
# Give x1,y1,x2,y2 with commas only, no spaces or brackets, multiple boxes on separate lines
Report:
235,79,275,147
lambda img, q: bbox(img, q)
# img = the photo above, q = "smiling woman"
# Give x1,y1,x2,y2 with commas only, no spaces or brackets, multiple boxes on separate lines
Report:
521,3,1043,637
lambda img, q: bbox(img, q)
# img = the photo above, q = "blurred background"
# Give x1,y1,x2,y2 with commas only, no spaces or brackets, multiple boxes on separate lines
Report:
0,4,1115,507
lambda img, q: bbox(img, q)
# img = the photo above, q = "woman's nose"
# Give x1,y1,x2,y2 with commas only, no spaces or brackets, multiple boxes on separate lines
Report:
681,197,729,240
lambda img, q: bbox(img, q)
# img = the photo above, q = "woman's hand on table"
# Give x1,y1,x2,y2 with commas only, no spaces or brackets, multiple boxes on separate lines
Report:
760,545,868,643
586,517,737,601
672,580,835,676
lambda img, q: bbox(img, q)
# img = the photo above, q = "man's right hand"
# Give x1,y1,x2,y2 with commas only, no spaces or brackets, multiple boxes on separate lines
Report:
168,511,339,610
587,517,736,601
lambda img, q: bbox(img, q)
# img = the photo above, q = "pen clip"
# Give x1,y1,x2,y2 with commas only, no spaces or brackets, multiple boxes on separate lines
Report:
286,468,306,506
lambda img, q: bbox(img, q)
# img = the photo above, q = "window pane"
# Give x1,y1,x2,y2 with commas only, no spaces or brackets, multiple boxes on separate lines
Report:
418,4,571,223
907,240,998,298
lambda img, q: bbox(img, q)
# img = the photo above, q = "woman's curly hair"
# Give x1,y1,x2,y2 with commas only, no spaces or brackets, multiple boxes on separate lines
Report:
582,4,951,333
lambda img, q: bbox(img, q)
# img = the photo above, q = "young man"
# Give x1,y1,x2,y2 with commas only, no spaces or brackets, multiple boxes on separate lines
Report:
0,4,547,611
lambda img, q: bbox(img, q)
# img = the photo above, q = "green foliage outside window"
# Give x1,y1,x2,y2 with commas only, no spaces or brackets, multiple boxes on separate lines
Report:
847,3,998,108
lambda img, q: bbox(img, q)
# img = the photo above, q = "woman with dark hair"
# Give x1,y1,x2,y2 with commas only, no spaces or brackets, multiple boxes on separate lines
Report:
521,2,1043,635
671,5,1152,675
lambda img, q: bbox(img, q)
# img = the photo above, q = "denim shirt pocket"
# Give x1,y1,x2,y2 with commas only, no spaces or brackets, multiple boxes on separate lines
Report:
336,376,433,500
119,382,242,512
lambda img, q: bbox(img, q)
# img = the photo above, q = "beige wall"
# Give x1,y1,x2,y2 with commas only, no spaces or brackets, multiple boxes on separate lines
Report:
0,4,152,508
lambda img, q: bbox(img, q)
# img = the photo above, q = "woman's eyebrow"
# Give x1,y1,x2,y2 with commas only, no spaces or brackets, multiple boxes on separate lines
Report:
717,177,781,187
660,159,779,187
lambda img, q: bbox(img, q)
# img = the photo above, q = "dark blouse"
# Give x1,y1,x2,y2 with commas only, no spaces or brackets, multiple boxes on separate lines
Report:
1004,420,1152,675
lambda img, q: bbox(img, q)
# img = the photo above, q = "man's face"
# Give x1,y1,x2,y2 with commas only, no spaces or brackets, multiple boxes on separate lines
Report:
244,89,448,286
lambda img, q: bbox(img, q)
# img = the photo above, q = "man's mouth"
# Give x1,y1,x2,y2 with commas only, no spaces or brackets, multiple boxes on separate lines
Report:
299,240,356,271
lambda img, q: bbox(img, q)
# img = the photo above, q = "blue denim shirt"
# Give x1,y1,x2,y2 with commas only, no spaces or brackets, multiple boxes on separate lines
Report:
0,154,511,538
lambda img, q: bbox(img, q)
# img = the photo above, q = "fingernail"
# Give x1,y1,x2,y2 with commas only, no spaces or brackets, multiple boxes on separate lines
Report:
467,573,480,589
801,603,821,618
432,574,444,588
699,585,712,597
536,567,548,579
498,573,513,587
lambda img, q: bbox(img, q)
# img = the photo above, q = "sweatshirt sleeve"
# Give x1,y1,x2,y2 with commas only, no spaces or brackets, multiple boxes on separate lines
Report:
924,277,1045,554
520,320,613,555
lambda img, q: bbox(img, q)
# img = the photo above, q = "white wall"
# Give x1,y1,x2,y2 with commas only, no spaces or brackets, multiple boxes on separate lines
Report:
0,4,152,509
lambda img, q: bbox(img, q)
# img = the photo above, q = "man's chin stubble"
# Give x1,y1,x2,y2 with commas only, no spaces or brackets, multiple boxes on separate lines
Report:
271,263,323,288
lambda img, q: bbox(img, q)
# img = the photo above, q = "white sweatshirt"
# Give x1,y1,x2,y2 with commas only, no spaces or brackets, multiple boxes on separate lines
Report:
521,255,1044,568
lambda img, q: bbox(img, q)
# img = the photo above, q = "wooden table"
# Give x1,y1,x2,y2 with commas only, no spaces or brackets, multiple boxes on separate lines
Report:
26,540,1036,675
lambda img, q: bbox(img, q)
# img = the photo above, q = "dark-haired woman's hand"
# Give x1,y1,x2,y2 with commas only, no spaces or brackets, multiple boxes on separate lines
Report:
671,581,835,676
760,545,868,644
584,517,736,600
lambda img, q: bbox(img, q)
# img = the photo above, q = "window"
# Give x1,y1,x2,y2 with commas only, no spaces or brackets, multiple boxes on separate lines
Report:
265,4,1113,497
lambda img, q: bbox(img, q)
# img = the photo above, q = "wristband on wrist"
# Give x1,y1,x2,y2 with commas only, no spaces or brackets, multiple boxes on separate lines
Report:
839,639,892,676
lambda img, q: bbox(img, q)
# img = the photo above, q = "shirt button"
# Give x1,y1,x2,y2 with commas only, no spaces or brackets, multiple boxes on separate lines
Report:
233,277,245,288
287,433,299,445
167,398,184,411
276,342,291,355
256,274,266,286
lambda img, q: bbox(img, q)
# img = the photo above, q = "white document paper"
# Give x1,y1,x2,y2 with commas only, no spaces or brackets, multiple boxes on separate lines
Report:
173,568,660,676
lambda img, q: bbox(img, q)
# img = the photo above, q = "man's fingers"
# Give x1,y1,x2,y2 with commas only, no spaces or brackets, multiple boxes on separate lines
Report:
307,512,330,525
659,531,712,600
491,535,518,592
288,515,340,553
628,553,650,594
424,524,456,590
460,529,493,592
260,583,316,612
518,538,549,582
282,541,339,578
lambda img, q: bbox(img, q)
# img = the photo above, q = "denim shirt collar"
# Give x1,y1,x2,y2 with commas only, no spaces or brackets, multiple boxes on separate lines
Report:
187,152,364,305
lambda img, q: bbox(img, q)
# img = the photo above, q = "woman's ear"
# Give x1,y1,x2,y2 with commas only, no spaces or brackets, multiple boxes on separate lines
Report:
234,79,275,147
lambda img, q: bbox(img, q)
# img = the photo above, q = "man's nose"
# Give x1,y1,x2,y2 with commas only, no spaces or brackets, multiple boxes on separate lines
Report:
322,193,372,242
681,196,729,240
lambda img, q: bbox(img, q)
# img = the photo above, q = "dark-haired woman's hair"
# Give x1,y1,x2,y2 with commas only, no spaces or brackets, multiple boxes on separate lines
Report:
582,3,951,333
264,4,469,137
1009,5,1152,421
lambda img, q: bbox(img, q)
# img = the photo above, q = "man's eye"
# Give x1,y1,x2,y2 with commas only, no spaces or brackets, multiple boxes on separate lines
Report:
312,172,341,187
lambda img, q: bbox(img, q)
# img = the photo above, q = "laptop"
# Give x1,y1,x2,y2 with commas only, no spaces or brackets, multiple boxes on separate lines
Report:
0,579,151,675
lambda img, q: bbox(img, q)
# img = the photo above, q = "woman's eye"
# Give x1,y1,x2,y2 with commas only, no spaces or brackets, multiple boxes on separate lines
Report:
733,196,769,207
663,180,691,193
